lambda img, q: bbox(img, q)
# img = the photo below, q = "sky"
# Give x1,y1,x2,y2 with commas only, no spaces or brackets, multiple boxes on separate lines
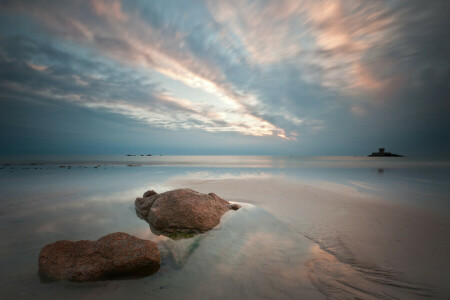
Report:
0,0,449,156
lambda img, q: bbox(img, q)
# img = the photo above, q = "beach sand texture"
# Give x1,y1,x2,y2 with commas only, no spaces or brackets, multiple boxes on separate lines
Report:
171,175,450,299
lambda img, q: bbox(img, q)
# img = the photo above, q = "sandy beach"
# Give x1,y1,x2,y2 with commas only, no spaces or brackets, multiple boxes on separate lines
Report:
171,174,450,298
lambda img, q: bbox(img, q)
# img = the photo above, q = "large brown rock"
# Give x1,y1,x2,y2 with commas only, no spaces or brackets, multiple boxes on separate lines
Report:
38,232,160,282
135,188,240,235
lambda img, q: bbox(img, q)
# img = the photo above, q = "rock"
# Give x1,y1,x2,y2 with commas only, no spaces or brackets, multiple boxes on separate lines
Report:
143,190,158,197
135,188,239,235
228,203,241,210
38,232,160,282
135,198,158,220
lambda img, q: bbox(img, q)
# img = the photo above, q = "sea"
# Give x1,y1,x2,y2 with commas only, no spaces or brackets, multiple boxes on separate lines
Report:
0,155,449,299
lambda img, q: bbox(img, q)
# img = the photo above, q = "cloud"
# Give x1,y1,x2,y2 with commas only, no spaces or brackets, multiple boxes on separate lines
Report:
0,0,449,154
0,36,292,138
1,0,302,139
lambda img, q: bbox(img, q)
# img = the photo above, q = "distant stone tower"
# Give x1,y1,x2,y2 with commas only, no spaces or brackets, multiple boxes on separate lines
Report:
369,147,403,157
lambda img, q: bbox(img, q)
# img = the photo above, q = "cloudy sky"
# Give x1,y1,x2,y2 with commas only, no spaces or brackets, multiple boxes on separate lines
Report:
0,0,449,156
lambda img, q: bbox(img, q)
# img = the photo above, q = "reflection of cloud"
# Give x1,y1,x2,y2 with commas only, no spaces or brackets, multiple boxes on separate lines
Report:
6,185,144,238
36,222,58,233
169,171,379,202
212,231,312,289
348,180,379,192
170,171,277,182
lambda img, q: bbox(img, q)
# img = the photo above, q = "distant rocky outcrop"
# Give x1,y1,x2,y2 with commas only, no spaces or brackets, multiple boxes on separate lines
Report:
38,232,160,282
135,188,240,236
368,148,403,157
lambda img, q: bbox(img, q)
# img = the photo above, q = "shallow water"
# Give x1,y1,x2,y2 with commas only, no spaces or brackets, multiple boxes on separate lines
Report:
2,155,449,211
0,156,449,299
0,166,322,299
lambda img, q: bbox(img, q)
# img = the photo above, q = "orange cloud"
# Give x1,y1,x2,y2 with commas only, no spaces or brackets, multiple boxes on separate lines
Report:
91,0,128,22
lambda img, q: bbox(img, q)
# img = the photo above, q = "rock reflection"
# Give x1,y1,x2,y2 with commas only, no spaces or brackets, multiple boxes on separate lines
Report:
145,219,200,241
158,235,203,269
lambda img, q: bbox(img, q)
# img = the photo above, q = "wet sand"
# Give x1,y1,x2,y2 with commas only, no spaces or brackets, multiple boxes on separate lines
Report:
171,176,450,299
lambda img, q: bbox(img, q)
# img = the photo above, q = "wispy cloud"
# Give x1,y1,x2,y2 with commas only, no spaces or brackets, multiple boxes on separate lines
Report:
0,36,291,138
0,0,449,154
1,0,300,139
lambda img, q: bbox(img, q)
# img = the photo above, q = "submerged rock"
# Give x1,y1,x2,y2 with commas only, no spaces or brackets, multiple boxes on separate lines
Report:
135,188,239,236
38,232,160,282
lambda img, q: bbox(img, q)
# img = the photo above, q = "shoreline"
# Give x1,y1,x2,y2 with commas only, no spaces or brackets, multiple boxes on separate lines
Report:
171,176,450,298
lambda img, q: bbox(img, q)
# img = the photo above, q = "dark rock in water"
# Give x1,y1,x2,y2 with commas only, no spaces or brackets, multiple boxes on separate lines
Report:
38,232,160,282
135,188,239,236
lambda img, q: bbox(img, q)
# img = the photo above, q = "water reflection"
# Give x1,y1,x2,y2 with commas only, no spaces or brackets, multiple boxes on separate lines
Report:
158,234,203,268
306,243,434,299
0,158,449,298
0,171,324,299
0,167,323,299
144,203,323,299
